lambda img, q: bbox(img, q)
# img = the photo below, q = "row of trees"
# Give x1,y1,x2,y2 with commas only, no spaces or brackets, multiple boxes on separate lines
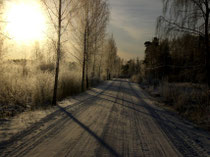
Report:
156,0,210,87
144,38,170,82
121,0,209,87
121,58,142,78
144,35,205,83
71,0,118,91
142,0,210,125
0,0,121,105
43,0,122,105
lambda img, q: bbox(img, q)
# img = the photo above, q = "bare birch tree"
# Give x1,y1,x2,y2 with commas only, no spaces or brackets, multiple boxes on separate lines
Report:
106,35,117,80
90,0,109,79
72,0,109,91
42,0,77,105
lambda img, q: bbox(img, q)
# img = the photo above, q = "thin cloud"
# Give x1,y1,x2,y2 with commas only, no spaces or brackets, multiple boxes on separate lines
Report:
108,0,162,60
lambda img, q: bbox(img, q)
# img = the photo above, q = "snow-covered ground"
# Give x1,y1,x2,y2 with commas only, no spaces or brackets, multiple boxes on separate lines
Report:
0,81,109,144
0,108,56,142
0,80,209,157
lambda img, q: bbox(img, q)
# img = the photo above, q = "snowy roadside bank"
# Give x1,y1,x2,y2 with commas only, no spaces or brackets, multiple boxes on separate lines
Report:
0,81,111,144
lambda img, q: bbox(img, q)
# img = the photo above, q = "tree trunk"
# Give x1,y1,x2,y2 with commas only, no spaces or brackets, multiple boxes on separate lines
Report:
52,0,62,105
107,69,110,80
92,35,97,78
98,55,102,79
86,23,90,89
86,59,89,89
82,28,87,92
205,0,210,88
92,53,96,78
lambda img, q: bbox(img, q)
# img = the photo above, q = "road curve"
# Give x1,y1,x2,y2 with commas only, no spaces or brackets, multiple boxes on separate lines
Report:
0,79,210,157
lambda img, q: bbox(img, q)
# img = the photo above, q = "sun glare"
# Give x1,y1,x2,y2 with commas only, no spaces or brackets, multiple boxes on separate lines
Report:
4,0,47,43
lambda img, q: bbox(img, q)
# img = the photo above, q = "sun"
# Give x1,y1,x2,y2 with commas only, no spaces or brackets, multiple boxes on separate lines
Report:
4,0,47,43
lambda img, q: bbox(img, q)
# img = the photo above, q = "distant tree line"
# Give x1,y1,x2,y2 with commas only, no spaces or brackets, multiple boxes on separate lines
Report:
121,0,210,87
156,0,210,87
121,58,141,78
144,35,206,83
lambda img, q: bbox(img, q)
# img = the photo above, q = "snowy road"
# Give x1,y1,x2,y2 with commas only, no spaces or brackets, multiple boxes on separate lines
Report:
0,79,210,157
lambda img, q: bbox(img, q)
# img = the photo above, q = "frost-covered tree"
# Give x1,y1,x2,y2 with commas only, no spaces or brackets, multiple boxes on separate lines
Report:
42,0,77,105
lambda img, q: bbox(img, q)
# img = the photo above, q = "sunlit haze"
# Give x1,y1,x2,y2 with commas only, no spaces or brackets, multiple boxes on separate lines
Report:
3,0,47,44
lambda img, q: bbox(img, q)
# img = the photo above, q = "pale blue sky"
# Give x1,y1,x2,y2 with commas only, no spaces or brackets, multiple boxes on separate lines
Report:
108,0,162,60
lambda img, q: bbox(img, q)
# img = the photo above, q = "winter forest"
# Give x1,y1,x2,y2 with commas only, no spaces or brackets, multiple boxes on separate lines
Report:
0,0,122,116
0,0,210,156
122,0,210,129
